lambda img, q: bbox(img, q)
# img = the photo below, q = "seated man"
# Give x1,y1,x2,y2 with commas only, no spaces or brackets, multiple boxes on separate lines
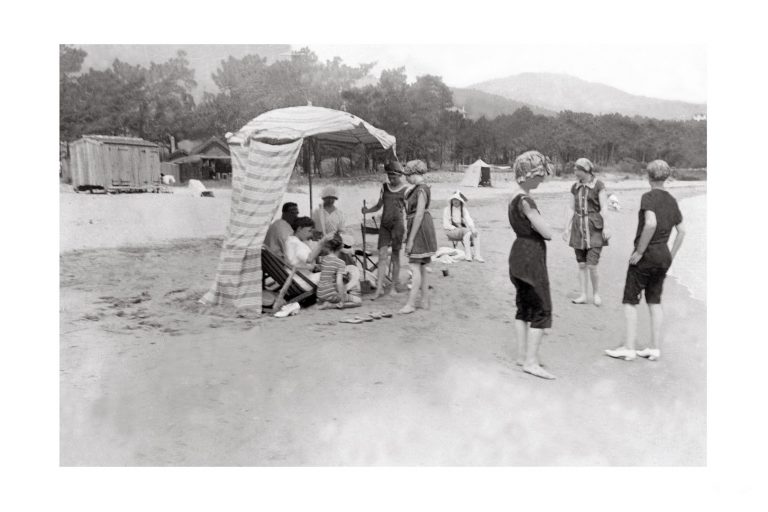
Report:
442,191,485,262
264,202,299,259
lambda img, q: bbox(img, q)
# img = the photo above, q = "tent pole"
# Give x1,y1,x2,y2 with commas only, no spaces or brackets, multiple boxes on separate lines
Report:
307,141,313,213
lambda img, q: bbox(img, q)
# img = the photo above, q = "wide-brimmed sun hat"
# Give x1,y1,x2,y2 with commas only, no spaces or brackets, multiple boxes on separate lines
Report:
320,186,338,199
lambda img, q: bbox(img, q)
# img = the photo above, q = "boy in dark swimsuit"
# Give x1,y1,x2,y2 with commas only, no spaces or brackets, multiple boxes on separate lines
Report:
605,160,686,362
362,162,408,299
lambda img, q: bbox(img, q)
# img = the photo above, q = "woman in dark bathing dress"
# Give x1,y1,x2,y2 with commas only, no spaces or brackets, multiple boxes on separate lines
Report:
508,151,556,380
399,160,438,314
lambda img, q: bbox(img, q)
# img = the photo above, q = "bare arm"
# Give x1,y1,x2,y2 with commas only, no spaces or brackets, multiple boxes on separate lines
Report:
598,188,608,215
629,210,657,264
406,191,427,251
362,188,384,214
305,233,334,265
523,201,553,240
670,221,686,261
597,189,608,230
336,272,347,302
562,198,574,241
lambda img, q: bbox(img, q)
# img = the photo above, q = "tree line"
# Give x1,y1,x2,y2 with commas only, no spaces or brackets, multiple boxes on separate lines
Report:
60,45,706,173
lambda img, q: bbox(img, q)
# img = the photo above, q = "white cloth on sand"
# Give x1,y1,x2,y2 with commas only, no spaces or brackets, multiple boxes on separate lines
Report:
433,246,466,264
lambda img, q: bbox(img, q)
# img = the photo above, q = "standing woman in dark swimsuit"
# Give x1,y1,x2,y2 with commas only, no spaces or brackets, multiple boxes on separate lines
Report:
399,161,438,314
508,151,556,380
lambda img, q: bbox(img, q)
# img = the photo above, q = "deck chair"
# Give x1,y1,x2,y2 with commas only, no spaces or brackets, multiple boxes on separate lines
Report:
451,238,474,250
261,246,317,311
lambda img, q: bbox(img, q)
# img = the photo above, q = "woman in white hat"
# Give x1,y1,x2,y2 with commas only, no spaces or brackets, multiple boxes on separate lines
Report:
442,190,485,262
312,185,346,237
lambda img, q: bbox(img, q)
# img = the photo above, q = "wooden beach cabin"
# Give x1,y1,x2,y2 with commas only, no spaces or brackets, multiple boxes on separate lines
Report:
169,136,232,182
69,135,161,192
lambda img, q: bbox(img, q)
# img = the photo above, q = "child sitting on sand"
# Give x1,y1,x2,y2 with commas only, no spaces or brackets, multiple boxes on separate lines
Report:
317,235,362,310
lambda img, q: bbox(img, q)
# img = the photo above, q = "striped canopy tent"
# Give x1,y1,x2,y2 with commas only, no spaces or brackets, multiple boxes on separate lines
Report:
201,106,396,315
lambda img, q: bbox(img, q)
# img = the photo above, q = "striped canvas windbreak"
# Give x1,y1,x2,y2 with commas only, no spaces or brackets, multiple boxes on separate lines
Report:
229,106,396,151
201,138,304,311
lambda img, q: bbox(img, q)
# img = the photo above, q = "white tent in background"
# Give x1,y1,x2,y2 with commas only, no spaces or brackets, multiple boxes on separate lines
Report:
460,159,491,187
460,159,512,187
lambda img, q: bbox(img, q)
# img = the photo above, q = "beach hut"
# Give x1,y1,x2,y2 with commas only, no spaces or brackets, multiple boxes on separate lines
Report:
168,154,205,182
188,136,232,179
69,135,161,192
200,106,396,315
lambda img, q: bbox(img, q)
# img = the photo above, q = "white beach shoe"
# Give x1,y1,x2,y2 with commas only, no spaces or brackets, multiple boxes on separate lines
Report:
593,294,602,306
273,302,300,318
604,347,637,361
636,348,661,361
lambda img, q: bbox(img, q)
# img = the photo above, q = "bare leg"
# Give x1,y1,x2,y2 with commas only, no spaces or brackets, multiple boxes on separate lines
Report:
604,303,639,360
399,261,421,314
624,304,638,350
514,319,528,366
588,264,601,305
523,328,556,379
471,233,484,262
463,231,473,261
371,247,389,300
573,263,588,303
391,248,402,292
648,304,663,350
419,264,430,310
636,304,663,360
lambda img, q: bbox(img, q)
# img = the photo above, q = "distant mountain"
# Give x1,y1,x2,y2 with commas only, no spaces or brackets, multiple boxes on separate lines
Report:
468,72,706,121
76,44,292,101
450,88,556,119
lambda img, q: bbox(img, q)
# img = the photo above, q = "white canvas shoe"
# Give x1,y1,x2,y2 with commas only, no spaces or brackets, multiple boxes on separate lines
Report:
604,347,637,361
636,348,661,361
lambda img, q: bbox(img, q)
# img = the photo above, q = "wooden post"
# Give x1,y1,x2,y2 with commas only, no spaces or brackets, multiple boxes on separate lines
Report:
307,142,313,213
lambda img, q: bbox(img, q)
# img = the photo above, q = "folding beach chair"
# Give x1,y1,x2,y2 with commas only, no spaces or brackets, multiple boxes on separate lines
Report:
356,215,394,291
261,246,317,311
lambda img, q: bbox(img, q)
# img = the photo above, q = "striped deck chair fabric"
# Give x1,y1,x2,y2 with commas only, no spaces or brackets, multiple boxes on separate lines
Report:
201,138,304,312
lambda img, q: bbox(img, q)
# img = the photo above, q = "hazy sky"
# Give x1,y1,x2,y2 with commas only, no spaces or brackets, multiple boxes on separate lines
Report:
306,44,707,104
75,44,707,104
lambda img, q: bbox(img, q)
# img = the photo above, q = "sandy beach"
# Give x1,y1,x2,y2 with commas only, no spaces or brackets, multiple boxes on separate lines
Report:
60,174,707,465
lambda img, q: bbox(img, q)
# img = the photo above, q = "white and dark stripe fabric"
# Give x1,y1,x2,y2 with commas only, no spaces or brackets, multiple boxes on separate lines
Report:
201,139,304,311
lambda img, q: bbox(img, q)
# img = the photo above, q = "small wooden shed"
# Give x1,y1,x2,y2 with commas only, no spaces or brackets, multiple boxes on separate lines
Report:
170,136,232,181
69,135,161,191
